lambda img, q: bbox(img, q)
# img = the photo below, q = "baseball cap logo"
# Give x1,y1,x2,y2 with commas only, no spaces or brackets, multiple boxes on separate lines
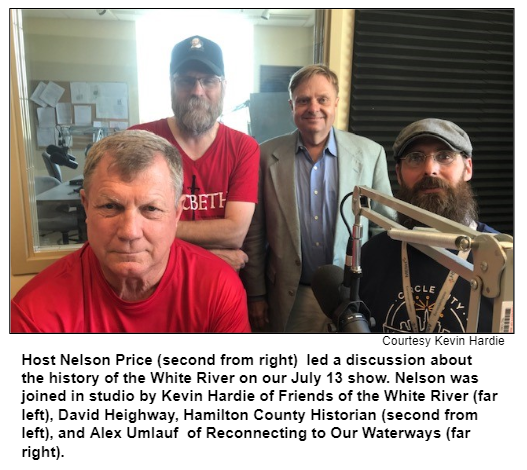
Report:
171,35,224,77
190,38,203,50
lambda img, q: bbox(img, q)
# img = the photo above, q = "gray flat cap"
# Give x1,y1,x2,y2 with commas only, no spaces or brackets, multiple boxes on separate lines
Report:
393,118,472,160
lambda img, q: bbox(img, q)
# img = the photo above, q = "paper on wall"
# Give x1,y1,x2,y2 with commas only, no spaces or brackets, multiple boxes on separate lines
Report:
74,105,92,125
39,81,65,107
37,107,56,128
70,82,99,104
30,82,48,107
56,102,73,125
94,83,128,119
96,98,128,120
37,127,56,147
109,121,129,130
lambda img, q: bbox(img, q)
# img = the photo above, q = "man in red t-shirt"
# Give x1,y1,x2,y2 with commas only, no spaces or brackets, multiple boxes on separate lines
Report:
130,35,259,272
11,131,250,333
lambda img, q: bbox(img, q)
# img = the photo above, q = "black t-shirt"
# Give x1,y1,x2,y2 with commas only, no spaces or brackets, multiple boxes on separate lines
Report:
359,223,498,333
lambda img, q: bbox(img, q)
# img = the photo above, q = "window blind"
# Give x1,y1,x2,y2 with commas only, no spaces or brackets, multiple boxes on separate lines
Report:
349,9,514,235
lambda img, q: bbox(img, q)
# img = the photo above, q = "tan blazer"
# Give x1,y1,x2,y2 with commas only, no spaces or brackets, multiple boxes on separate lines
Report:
241,128,394,331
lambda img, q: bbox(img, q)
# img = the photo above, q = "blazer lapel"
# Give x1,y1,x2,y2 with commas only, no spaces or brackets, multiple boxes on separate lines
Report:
269,133,301,257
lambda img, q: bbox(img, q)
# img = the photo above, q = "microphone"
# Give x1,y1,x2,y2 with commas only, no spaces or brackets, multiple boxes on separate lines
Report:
47,145,79,170
312,264,372,333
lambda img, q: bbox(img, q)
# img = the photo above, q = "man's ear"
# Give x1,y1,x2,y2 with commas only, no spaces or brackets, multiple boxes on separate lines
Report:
80,189,87,211
463,157,473,181
80,189,88,224
175,195,186,222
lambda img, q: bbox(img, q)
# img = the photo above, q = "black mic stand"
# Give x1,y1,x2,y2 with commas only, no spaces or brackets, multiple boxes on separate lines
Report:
330,205,375,333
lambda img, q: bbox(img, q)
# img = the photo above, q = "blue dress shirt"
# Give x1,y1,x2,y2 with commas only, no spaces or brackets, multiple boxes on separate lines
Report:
295,128,338,284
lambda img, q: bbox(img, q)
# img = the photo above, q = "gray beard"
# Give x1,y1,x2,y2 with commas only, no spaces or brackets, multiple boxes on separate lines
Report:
396,175,478,229
172,95,223,136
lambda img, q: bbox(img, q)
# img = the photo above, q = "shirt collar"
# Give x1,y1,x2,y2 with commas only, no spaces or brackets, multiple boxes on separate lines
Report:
326,128,337,157
295,127,338,157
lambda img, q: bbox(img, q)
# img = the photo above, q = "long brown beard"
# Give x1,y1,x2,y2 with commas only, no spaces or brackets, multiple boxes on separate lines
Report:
172,91,224,136
397,175,478,229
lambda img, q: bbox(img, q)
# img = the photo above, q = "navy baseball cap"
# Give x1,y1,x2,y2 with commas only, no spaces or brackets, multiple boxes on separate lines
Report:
393,118,473,161
170,35,224,77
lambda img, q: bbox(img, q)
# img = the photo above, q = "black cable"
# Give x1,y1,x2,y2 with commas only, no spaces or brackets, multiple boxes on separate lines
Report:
339,191,354,236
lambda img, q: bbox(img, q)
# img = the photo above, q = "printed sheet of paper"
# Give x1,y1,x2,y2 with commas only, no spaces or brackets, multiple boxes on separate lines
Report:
70,82,99,104
74,105,92,125
109,121,129,130
94,83,128,119
37,107,56,128
36,127,56,147
39,81,65,107
56,103,72,125
30,81,48,107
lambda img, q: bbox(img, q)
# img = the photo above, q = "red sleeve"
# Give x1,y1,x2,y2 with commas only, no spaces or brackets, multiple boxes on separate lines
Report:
9,247,88,333
10,300,41,333
225,132,260,204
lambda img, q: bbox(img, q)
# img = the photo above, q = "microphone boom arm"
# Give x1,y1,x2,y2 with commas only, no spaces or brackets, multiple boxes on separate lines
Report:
352,186,513,333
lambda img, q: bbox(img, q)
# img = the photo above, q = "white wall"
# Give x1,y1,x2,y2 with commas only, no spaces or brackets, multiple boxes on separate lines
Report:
253,25,314,93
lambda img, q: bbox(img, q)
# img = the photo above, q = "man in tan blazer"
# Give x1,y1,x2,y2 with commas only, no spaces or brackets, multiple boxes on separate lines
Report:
241,64,394,332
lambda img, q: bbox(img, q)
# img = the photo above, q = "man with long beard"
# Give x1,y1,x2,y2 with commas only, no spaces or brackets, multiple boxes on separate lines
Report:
130,36,259,272
359,119,498,333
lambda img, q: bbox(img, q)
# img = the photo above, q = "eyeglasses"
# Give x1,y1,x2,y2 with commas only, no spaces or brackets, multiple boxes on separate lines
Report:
399,150,461,168
173,75,223,90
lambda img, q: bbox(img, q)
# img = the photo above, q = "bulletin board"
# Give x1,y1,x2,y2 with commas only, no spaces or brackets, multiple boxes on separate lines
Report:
30,80,129,151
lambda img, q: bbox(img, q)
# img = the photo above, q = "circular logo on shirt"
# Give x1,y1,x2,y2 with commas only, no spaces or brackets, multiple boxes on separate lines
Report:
382,288,465,333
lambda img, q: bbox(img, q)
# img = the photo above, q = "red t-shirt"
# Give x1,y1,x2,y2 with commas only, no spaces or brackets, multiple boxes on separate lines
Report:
129,120,259,221
11,240,251,333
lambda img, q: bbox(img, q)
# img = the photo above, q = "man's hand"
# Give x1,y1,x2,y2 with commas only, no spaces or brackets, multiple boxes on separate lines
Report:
248,299,269,331
210,248,249,272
